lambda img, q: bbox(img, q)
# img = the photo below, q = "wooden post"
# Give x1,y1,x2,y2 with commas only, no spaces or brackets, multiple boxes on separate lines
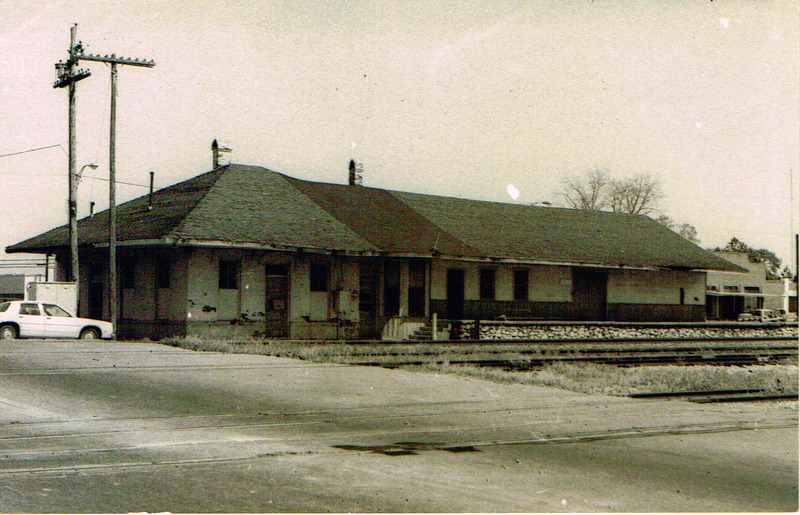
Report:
55,24,91,291
67,24,79,288
75,50,154,337
109,62,118,338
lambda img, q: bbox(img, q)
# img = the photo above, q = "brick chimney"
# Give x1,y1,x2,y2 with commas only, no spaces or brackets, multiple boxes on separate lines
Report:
348,159,363,186
212,139,232,169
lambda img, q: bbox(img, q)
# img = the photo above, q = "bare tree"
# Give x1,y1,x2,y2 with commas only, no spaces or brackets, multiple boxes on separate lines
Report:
607,173,663,215
654,214,675,230
560,170,663,215
677,223,700,245
559,168,611,210
655,215,701,244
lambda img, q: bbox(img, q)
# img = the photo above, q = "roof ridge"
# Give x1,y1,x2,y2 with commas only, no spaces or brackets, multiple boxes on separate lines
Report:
275,174,382,251
385,190,477,255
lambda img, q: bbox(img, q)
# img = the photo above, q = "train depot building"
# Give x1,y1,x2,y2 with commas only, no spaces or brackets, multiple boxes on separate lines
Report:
7,158,746,340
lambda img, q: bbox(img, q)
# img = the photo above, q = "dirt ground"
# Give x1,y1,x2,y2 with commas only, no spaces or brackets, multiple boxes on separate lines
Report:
1,339,797,512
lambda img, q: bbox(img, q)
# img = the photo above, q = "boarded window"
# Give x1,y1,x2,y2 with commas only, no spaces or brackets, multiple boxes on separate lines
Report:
513,269,529,301
310,264,329,292
219,260,239,290
479,268,496,300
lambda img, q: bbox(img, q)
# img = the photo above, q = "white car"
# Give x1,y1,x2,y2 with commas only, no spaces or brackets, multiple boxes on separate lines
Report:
0,301,113,340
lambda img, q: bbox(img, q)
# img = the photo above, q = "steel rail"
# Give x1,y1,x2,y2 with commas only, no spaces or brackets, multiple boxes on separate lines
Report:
325,339,797,368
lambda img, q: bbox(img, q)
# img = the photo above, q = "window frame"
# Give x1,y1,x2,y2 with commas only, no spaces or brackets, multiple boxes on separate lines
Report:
513,268,529,301
218,260,240,290
310,263,330,292
479,267,496,300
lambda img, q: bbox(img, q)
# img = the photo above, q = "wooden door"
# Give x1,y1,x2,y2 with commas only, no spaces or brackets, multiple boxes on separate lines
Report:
572,269,607,321
264,264,289,337
446,269,465,319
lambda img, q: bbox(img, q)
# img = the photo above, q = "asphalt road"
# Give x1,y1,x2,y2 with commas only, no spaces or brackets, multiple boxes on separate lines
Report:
0,339,797,513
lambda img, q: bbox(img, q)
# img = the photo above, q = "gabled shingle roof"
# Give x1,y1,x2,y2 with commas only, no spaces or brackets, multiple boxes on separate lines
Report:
6,164,744,272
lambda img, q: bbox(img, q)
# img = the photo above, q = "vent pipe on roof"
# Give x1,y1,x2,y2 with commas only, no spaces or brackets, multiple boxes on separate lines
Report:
348,159,363,186
148,171,154,211
212,139,232,169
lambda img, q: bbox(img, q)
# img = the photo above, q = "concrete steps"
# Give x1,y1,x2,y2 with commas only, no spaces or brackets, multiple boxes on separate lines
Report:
405,321,450,341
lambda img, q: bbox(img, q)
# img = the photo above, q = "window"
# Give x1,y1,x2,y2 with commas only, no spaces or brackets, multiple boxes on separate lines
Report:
310,264,329,292
723,285,740,292
19,303,41,316
513,269,529,301
707,285,719,291
744,286,761,293
479,268,496,300
157,257,171,289
0,303,9,313
219,260,239,290
43,304,71,317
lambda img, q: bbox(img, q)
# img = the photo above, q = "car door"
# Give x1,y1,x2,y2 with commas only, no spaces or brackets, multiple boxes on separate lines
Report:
43,304,79,338
17,302,47,337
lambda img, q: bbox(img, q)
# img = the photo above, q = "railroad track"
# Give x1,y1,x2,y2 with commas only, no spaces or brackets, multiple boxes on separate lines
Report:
629,389,798,403
325,338,798,369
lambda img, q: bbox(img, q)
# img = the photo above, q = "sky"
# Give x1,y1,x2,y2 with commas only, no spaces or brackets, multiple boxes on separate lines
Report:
1,1,798,270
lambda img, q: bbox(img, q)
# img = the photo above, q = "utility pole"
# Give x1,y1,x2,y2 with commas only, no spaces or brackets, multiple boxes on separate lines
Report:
76,51,154,338
53,24,91,291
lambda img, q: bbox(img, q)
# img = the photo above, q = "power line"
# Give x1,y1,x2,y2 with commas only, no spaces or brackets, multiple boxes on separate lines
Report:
1,172,159,190
83,174,159,190
0,144,63,159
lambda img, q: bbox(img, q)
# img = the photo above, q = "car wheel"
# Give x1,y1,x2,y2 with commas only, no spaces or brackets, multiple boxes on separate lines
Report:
80,328,100,340
0,325,18,340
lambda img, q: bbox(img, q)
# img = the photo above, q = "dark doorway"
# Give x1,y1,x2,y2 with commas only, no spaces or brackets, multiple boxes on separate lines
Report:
264,264,289,337
719,295,744,320
88,260,105,320
446,269,465,319
572,269,607,321
89,281,104,320
384,260,401,316
408,260,426,317
359,263,379,338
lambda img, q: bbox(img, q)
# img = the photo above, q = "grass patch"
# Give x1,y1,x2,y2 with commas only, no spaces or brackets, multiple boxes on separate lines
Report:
160,336,798,397
414,362,799,397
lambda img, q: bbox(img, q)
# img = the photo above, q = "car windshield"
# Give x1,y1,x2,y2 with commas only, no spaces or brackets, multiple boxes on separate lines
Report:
43,304,72,317
0,302,8,313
